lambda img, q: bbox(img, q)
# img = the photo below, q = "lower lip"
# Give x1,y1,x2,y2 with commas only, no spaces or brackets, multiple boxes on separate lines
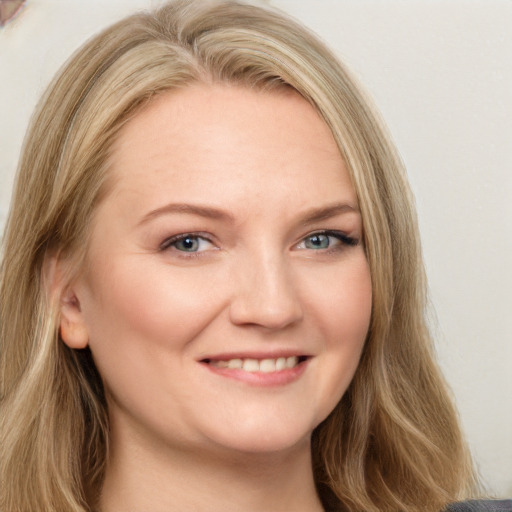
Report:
200,359,310,387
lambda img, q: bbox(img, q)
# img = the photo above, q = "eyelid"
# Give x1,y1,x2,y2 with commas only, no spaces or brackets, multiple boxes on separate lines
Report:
295,229,359,250
159,232,216,253
157,229,359,255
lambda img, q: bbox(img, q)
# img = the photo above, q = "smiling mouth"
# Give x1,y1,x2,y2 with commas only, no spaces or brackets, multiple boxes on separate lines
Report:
200,356,309,373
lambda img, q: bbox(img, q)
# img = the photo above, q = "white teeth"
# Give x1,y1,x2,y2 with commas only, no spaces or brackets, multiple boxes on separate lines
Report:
276,357,287,370
227,358,242,369
286,356,298,368
242,359,260,372
259,358,276,373
209,356,303,372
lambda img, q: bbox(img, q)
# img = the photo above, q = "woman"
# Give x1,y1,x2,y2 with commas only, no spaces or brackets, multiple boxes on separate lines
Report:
0,1,509,511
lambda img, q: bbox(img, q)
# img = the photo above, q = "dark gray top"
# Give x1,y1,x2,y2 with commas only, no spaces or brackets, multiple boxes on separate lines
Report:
323,498,512,511
445,500,512,512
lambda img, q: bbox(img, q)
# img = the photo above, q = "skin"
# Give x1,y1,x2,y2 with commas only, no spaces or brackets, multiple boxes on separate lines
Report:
59,84,372,511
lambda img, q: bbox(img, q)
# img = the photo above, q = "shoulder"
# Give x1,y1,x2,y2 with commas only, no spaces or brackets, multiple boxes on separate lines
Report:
445,500,512,512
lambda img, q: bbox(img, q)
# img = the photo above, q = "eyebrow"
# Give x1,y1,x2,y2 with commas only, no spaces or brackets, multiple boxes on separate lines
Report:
138,203,234,225
299,203,359,225
138,201,359,226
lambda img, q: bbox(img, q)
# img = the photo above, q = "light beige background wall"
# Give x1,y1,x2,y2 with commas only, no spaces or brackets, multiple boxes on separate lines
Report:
1,0,510,497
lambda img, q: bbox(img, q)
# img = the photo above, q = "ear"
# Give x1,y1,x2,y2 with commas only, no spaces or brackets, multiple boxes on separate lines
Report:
44,254,89,349
59,288,89,349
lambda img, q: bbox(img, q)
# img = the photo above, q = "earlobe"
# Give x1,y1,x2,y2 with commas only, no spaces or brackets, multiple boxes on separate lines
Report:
44,254,89,349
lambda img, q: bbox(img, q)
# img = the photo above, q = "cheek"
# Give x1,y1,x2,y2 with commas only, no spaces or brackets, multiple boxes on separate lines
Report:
335,263,372,340
304,257,372,409
307,257,372,344
79,258,224,367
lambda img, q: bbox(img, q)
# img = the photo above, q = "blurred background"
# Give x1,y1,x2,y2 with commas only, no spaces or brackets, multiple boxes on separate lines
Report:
1,0,510,497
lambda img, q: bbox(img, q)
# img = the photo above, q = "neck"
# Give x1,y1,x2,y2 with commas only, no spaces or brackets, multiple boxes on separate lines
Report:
98,422,324,512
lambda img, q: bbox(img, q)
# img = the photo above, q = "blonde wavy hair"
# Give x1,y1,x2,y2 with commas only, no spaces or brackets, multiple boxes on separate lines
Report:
0,1,478,511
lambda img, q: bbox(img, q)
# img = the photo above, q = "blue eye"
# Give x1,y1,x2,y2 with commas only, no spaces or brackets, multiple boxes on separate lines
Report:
298,231,357,251
174,236,201,252
304,234,331,249
161,234,214,253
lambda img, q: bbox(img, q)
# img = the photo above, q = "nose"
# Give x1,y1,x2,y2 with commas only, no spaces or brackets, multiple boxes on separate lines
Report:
228,251,304,330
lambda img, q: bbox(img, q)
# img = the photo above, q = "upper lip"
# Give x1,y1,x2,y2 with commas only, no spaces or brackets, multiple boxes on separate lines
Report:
198,350,312,362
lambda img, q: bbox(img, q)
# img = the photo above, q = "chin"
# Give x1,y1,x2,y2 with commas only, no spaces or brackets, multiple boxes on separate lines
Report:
211,433,311,458
198,413,320,457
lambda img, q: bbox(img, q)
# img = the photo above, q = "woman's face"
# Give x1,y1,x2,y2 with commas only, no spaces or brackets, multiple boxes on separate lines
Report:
63,84,372,457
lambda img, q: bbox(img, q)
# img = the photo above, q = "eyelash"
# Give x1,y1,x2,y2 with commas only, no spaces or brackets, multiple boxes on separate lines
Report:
159,232,215,256
159,230,358,257
297,230,359,252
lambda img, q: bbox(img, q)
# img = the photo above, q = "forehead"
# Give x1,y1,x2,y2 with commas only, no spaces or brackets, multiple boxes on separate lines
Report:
102,83,356,221
110,83,339,162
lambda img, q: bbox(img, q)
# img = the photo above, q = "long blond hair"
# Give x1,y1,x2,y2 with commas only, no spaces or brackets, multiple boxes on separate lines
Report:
0,1,477,510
